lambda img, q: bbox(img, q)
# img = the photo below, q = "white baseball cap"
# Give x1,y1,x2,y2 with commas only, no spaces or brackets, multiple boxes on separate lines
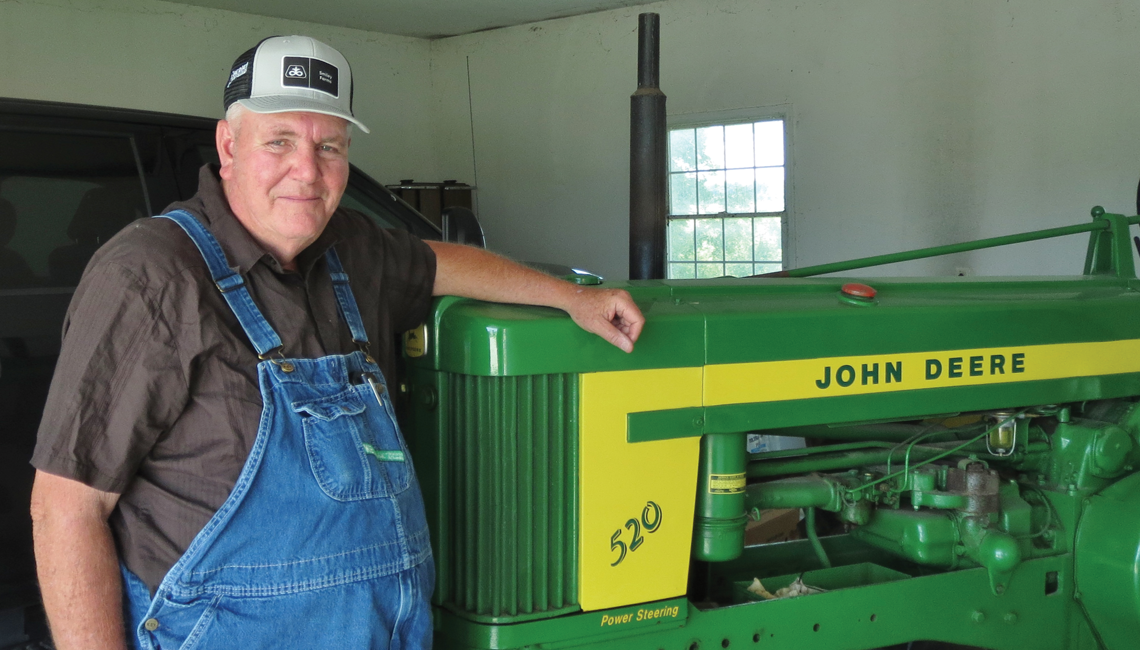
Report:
223,35,370,133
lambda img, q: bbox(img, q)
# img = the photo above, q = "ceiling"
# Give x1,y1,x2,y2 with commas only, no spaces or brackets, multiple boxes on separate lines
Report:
173,0,654,39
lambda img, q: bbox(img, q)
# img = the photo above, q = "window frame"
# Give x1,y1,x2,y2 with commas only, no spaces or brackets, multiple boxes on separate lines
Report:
665,105,794,278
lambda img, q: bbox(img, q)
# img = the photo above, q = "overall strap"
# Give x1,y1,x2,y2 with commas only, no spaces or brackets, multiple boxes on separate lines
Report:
157,210,284,357
324,247,371,347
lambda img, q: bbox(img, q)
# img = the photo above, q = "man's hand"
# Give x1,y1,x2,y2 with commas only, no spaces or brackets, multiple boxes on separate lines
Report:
427,241,646,352
562,287,644,353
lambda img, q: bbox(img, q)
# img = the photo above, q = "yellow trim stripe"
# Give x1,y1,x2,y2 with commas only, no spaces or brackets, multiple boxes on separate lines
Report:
704,339,1140,406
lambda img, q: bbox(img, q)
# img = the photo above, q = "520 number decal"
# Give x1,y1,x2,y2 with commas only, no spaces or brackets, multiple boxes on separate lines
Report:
610,501,663,567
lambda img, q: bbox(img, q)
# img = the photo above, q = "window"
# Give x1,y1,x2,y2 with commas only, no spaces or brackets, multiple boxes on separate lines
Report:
667,114,789,278
0,129,150,288
339,185,405,230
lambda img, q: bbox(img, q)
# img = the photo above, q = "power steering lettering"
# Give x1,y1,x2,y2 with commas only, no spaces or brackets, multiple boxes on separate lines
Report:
599,604,681,627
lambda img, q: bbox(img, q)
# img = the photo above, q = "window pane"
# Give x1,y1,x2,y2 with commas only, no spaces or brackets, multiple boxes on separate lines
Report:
0,130,147,289
725,169,755,214
667,118,787,278
670,172,697,215
697,262,725,278
695,218,723,262
339,190,399,229
724,217,752,261
670,262,696,279
668,219,695,262
754,217,783,262
697,171,725,215
756,167,785,213
725,263,753,277
724,123,754,169
669,129,696,172
755,120,784,167
696,125,724,171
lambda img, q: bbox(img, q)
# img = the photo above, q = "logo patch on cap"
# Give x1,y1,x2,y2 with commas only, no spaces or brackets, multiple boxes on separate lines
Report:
282,56,339,97
227,62,249,88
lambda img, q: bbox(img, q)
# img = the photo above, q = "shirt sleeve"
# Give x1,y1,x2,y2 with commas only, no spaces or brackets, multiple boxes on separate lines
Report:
31,258,189,493
380,229,437,333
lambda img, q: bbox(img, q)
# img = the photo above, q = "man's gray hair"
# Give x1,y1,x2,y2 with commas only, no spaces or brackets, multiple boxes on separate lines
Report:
224,102,247,135
224,103,353,139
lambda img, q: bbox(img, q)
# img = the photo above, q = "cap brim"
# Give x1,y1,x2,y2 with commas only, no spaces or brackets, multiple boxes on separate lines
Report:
237,96,370,134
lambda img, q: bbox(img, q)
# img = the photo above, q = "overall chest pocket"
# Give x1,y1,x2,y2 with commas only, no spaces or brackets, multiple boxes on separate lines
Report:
293,387,412,501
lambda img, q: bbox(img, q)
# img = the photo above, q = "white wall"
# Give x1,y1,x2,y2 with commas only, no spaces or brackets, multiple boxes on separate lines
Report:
430,0,1140,280
0,0,435,184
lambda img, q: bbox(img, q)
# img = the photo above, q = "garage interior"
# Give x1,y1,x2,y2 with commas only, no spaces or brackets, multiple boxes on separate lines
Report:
3,1,1140,649
4,0,1138,281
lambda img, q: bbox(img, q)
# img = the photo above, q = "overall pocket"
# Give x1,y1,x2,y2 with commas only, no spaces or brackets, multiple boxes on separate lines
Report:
143,595,219,650
294,386,411,501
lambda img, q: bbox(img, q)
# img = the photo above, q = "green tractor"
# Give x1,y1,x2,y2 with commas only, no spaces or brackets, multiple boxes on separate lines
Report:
408,206,1140,650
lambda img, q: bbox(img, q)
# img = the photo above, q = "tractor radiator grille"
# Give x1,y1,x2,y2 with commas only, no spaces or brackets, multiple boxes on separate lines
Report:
438,372,579,622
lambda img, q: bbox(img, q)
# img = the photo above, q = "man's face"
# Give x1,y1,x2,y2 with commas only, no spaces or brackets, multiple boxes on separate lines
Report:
216,109,350,263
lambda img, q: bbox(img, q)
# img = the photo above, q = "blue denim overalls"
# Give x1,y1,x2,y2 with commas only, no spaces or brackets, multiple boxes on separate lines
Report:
120,210,434,649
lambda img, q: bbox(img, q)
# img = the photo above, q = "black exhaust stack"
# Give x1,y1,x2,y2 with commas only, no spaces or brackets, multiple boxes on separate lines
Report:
629,13,667,280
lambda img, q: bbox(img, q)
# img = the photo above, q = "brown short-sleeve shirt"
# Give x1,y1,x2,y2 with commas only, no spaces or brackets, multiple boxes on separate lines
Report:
31,165,437,592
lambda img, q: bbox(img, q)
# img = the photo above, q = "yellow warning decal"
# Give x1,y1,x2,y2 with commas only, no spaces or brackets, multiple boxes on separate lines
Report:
708,473,746,494
403,324,428,358
704,339,1140,406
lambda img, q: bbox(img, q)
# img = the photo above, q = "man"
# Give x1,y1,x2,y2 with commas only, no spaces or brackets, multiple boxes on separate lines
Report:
29,35,643,649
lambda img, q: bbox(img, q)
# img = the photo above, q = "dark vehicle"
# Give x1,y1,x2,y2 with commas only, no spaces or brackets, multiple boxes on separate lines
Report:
0,97,476,648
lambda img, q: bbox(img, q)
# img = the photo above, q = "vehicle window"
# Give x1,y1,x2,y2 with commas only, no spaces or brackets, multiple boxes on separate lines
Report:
339,185,402,230
0,129,148,288
197,143,220,167
144,130,213,213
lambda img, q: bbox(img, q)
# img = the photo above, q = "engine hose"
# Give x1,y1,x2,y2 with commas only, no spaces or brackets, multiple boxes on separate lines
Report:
806,507,832,569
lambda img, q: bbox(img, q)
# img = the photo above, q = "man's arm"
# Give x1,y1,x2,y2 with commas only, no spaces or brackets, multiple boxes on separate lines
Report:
30,471,128,650
426,241,645,353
